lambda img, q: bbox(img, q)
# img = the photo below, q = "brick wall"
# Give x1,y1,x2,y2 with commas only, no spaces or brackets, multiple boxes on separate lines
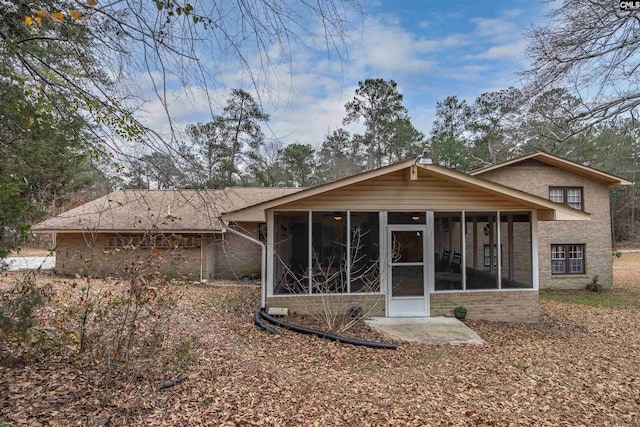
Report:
213,222,263,280
479,161,613,289
55,232,205,280
55,224,264,281
430,291,539,322
267,291,539,322
267,294,386,317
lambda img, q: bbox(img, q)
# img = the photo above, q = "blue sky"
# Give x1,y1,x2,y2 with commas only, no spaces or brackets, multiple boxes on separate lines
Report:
137,0,548,149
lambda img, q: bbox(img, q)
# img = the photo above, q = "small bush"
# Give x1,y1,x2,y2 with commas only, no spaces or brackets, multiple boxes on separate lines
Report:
585,275,602,293
0,273,55,354
454,306,467,320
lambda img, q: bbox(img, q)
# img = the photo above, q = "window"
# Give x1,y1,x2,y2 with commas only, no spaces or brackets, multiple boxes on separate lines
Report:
551,244,585,275
549,187,583,210
483,244,502,269
104,233,199,249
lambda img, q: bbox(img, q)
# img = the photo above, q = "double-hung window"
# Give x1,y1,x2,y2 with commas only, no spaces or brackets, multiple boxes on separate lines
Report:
549,187,583,210
551,244,585,275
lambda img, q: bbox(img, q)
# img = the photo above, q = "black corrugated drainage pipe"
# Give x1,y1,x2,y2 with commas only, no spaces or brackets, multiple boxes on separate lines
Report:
258,311,397,350
254,311,280,335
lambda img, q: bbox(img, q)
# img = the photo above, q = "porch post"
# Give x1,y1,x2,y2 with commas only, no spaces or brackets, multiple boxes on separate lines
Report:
461,211,466,290
266,210,275,297
346,210,351,293
472,216,477,270
308,210,312,294
426,211,435,298
497,211,502,289
199,233,204,281
531,210,539,290
380,211,388,314
508,215,514,280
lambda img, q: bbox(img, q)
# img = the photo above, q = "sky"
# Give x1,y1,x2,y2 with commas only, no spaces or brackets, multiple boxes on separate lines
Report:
135,0,549,150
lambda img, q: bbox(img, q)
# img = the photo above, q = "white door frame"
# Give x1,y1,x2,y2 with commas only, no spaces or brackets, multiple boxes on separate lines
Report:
386,225,429,317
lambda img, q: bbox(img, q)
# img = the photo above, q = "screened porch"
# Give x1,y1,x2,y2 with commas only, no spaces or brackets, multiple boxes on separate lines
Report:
269,210,534,300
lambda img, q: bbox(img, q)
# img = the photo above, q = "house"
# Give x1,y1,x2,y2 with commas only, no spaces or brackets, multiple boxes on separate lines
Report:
34,152,631,322
221,152,630,322
32,187,301,280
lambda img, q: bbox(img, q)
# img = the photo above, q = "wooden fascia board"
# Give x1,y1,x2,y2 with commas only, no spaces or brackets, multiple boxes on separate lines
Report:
222,157,591,222
419,164,591,221
469,152,540,175
33,229,221,234
221,159,416,218
222,209,267,222
470,152,632,186
532,155,632,185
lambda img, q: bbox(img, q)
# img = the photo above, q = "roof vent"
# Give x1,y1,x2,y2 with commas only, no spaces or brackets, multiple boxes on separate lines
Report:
419,150,433,165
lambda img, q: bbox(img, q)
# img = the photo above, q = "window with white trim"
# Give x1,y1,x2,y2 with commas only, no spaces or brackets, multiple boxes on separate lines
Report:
551,244,585,275
549,187,583,210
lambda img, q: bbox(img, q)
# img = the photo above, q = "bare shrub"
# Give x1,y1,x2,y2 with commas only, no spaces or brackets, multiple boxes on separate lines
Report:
0,272,55,356
1,234,186,405
72,250,181,402
278,227,396,333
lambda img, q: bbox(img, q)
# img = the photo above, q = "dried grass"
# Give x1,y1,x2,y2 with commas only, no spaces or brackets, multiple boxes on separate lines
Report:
1,266,639,425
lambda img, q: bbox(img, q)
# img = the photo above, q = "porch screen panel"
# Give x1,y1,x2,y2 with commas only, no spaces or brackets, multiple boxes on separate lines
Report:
464,212,499,289
350,212,380,292
434,212,463,291
500,213,532,288
273,212,309,294
311,211,347,293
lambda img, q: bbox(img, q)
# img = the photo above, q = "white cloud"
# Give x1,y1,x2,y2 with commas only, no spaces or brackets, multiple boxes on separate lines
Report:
348,17,470,75
471,16,520,42
474,40,527,60
502,9,525,19
354,20,434,73
124,5,538,153
129,13,478,147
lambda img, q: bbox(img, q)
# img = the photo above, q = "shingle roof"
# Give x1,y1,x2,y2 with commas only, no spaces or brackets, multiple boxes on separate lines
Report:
32,187,302,232
470,151,633,186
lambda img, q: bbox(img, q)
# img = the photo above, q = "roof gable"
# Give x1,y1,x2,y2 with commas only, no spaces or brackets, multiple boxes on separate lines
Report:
470,152,633,186
224,160,591,222
222,160,417,220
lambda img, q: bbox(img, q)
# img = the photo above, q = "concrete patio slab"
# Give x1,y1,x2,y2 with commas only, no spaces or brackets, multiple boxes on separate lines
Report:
364,317,485,345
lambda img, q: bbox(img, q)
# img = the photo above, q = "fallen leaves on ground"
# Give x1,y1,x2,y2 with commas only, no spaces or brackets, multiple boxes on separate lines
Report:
1,269,639,426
